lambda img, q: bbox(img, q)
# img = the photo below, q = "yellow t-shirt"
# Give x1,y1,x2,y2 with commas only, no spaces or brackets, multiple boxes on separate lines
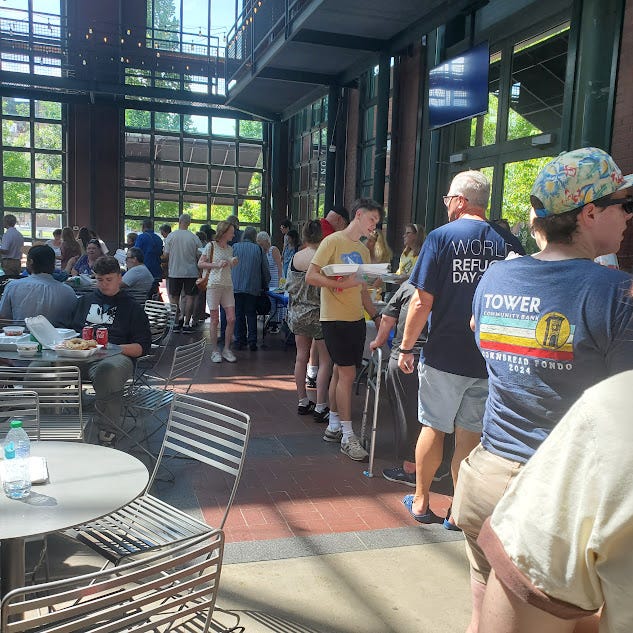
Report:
311,232,370,322
396,251,418,276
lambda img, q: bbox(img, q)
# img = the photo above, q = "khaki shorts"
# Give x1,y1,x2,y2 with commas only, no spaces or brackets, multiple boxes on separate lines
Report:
452,443,523,584
206,285,235,310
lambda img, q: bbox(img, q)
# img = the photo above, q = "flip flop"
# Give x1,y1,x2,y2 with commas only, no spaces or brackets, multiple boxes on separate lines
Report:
402,494,442,524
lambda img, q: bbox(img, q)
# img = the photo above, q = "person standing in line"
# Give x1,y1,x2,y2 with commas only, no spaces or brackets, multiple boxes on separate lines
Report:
134,218,163,287
286,220,332,420
231,226,270,351
452,147,633,633
397,170,524,529
0,214,24,277
306,198,384,462
198,220,239,363
163,213,202,332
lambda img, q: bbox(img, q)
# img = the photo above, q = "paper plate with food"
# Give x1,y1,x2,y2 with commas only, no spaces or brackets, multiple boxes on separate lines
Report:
54,338,102,358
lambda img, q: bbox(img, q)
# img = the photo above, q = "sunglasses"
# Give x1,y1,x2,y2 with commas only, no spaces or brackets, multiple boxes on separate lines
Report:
593,194,633,214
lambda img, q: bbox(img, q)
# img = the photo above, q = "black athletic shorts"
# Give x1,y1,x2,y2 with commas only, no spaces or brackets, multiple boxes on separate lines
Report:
321,319,366,367
167,277,198,297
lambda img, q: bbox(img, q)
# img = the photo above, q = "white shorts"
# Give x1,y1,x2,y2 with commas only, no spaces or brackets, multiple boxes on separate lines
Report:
417,363,487,434
206,286,235,311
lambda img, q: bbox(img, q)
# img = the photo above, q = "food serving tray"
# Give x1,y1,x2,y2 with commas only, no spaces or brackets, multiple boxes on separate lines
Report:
321,264,359,276
0,333,30,350
54,344,102,358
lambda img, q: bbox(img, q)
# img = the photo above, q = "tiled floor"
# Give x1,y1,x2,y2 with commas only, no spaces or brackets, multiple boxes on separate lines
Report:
166,323,455,546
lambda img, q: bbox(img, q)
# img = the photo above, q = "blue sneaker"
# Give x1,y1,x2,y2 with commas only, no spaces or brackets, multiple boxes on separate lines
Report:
382,466,416,487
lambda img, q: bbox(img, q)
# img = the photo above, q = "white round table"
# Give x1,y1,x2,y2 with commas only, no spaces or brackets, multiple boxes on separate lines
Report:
0,441,149,597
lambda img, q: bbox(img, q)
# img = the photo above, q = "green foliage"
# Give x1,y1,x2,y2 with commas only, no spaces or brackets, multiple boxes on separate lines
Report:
2,100,63,213
239,120,263,139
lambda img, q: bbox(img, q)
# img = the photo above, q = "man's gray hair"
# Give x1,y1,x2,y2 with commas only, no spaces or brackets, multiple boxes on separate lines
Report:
179,213,191,225
242,226,257,242
448,170,490,210
256,231,271,247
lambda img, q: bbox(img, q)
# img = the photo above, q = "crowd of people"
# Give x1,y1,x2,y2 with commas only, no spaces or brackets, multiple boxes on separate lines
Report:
1,145,632,632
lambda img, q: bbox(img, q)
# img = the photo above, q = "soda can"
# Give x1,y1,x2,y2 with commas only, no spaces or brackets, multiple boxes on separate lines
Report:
96,327,108,348
82,326,94,340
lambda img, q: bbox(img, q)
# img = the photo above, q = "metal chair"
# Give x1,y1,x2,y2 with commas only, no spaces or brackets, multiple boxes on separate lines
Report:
0,390,40,440
123,337,207,417
72,393,250,565
1,530,225,633
134,300,177,384
0,366,85,441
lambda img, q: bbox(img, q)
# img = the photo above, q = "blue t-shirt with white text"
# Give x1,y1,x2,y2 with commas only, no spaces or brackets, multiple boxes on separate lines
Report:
474,256,633,462
409,218,523,378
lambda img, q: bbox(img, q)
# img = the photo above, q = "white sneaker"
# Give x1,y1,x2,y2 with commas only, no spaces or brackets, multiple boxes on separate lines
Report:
211,350,222,363
222,348,237,363
340,434,369,462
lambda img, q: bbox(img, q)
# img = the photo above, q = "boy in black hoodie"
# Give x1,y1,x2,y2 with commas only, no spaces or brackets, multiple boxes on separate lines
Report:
69,256,152,441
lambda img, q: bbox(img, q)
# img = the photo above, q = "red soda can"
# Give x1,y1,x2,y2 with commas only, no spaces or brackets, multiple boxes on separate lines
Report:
96,327,108,348
82,326,93,340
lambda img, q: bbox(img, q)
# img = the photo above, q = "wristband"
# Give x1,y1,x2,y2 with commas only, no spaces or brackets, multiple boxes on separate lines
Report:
398,347,414,354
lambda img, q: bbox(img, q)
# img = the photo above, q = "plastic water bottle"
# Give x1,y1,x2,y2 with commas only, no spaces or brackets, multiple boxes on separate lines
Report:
3,420,31,499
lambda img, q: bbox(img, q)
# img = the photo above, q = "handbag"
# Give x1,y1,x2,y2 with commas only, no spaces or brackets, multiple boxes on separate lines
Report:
196,242,214,292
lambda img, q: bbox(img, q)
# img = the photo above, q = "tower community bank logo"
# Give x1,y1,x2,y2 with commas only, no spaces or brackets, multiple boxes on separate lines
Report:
478,293,575,372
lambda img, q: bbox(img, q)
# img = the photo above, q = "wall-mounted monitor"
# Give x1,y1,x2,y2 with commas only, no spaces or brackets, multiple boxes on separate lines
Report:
428,41,490,130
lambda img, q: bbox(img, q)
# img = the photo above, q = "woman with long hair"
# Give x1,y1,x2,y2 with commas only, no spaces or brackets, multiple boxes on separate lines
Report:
60,226,82,270
366,228,393,265
198,220,239,363
286,220,332,420
396,223,426,276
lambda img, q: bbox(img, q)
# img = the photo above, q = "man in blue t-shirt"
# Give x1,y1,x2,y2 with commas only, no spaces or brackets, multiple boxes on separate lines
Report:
452,147,633,633
134,218,163,283
398,170,524,528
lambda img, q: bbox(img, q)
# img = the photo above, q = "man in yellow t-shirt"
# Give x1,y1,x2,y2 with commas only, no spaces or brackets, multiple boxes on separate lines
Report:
306,198,383,461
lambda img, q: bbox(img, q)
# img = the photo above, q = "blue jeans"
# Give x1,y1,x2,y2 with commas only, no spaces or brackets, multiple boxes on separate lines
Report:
234,293,257,346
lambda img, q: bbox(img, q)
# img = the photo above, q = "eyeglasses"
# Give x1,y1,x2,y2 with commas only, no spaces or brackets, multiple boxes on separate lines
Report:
443,194,468,206
593,194,633,214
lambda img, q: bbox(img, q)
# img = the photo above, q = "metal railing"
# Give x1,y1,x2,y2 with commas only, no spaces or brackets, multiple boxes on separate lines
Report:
225,0,312,88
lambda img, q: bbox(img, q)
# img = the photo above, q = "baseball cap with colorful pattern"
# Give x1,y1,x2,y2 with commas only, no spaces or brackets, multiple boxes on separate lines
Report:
530,147,633,217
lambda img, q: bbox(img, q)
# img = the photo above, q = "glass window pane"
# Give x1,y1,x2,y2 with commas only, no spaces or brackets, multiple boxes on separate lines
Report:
212,140,235,166
507,26,569,141
212,168,236,195
209,203,233,221
184,138,209,163
155,112,181,132
239,199,261,224
239,120,262,139
125,132,151,158
34,122,62,149
3,120,31,147
125,197,150,216
125,110,151,129
3,151,30,177
363,106,376,142
4,181,31,208
238,142,261,168
125,161,150,188
2,97,30,117
154,135,180,161
187,115,209,135
502,156,554,253
35,214,62,240
155,164,181,190
154,200,180,218
184,167,208,192
212,117,236,137
246,172,262,196
35,153,61,180
36,183,62,209
34,101,61,119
